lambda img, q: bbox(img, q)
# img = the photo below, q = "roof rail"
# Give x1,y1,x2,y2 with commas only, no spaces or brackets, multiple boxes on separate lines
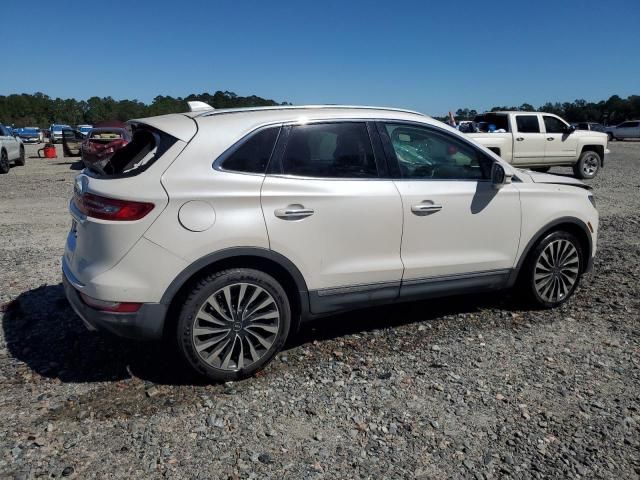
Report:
197,104,425,118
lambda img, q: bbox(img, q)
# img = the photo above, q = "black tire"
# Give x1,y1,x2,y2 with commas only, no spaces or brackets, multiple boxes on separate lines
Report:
520,230,583,309
0,150,9,174
177,268,291,382
573,150,601,179
607,133,615,141
15,147,25,166
531,167,550,173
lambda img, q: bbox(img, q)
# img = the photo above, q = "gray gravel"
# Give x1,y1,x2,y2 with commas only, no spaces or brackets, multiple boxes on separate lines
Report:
1,142,639,479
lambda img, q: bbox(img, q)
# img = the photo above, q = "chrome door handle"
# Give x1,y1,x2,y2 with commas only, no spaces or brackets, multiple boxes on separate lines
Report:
516,137,524,141
547,137,554,141
411,203,442,215
274,205,314,220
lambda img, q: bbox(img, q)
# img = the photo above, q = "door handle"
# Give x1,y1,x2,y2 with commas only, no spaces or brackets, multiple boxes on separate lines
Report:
274,205,314,220
516,137,524,141
411,202,442,215
547,137,554,141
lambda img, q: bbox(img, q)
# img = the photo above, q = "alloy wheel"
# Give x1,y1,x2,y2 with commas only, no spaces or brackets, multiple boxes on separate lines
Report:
533,239,580,303
582,153,599,176
192,282,280,371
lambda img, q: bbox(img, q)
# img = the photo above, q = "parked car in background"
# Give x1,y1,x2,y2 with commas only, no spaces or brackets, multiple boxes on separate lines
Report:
50,124,72,143
16,127,43,143
77,124,93,137
467,112,609,179
605,121,640,140
62,125,132,172
62,104,599,381
574,122,606,133
0,124,25,173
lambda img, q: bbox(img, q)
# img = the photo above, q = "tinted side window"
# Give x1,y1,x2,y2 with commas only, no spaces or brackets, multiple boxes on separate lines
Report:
0,126,8,136
543,116,567,134
385,124,492,180
281,123,377,178
220,127,280,174
516,115,541,133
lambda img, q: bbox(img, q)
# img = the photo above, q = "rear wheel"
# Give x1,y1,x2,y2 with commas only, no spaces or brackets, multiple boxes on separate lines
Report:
0,150,9,174
15,147,25,166
573,150,600,179
521,231,583,308
177,268,291,382
607,133,615,141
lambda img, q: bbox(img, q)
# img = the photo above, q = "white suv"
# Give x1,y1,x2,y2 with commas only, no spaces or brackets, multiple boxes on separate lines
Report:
62,105,599,381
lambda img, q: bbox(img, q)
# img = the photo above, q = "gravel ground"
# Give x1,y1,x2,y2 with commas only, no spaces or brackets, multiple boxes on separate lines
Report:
1,142,639,479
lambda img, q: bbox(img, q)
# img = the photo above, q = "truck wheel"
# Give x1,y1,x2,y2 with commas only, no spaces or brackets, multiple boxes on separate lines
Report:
15,147,25,166
573,150,600,179
177,268,291,382
0,150,9,174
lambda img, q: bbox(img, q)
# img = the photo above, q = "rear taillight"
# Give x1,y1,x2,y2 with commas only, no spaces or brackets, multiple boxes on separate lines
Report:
73,192,154,221
80,292,142,313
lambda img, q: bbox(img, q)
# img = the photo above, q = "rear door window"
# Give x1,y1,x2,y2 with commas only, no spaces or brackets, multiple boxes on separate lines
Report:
279,122,378,178
217,126,280,174
515,115,541,133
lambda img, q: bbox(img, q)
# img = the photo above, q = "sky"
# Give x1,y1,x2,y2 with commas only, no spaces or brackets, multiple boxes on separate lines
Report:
2,0,639,116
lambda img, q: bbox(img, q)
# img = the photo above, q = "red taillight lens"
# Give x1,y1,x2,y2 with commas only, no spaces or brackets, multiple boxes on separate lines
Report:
80,292,142,313
74,192,154,221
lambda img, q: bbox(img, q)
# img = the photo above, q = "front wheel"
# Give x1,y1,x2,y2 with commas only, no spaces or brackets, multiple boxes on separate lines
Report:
607,133,615,141
15,147,25,166
521,231,583,308
573,150,601,179
177,269,291,382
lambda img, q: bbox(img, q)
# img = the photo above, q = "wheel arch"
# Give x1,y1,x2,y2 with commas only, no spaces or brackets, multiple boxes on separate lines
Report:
507,216,593,287
580,144,605,165
161,247,310,339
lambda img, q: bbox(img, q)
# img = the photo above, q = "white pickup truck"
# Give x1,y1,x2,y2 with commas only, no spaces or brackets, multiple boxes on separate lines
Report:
466,111,608,179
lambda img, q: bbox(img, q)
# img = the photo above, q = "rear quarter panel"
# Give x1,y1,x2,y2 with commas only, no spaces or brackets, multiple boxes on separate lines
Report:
144,117,271,265
466,133,513,162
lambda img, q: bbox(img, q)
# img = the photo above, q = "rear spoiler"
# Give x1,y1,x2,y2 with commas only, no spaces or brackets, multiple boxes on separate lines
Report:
128,114,197,142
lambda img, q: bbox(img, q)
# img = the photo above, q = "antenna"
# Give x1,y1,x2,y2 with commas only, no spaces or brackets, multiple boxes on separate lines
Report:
187,101,214,112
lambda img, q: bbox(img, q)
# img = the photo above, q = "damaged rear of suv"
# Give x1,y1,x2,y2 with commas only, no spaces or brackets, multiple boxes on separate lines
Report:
62,114,195,338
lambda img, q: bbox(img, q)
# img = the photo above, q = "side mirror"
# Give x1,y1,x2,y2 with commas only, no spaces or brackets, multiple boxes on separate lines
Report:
565,125,576,134
491,163,510,189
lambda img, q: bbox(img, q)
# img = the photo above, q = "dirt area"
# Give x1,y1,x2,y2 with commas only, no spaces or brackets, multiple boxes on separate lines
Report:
1,142,639,479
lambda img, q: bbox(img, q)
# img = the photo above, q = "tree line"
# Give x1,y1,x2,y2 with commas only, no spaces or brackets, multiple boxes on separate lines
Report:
450,95,640,125
2,91,638,128
0,91,287,128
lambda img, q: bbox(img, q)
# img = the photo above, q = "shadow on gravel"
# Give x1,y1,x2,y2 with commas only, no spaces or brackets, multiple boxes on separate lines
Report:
3,283,525,386
292,292,515,348
2,284,205,386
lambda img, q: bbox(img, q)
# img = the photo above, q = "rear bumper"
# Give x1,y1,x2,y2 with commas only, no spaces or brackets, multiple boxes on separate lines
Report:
62,262,167,341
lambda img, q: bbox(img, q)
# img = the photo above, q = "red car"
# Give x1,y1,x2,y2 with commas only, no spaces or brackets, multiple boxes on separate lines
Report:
62,123,132,173
82,126,132,171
